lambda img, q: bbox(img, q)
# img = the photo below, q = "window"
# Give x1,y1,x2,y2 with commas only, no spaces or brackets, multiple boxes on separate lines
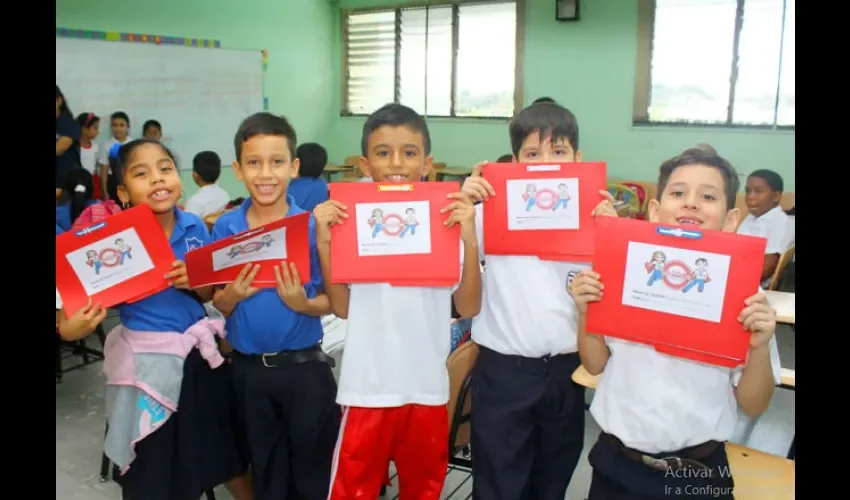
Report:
635,0,794,127
342,1,518,118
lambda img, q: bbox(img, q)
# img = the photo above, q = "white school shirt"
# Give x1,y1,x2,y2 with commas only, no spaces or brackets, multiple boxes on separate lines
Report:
692,266,709,280
184,184,231,219
737,206,793,255
98,137,134,168
335,255,463,407
79,143,100,175
590,332,782,454
470,204,584,358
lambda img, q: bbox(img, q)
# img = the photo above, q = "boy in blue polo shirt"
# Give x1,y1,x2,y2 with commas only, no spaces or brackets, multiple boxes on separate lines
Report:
212,112,339,500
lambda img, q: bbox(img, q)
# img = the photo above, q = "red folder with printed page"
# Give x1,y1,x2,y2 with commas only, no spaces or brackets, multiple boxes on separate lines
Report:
55,204,176,316
481,162,607,261
329,182,461,286
184,212,311,288
585,217,768,368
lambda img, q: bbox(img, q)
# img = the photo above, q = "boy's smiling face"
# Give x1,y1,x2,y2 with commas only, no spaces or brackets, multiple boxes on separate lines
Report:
360,125,432,182
234,134,299,207
648,163,740,232
112,118,129,141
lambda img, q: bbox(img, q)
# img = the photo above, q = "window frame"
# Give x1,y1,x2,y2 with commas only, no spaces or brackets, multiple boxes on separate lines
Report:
632,0,794,131
339,0,526,120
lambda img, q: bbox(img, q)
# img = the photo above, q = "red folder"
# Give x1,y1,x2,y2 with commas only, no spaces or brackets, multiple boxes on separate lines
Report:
586,217,767,367
481,162,607,261
185,212,311,288
329,182,461,286
55,204,175,316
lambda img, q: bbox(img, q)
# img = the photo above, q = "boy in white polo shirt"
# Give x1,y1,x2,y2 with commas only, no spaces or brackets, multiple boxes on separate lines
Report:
569,147,782,500
313,103,482,499
460,102,617,500
736,169,793,285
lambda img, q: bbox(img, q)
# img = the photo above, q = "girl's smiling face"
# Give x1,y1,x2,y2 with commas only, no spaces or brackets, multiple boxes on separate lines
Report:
117,143,182,214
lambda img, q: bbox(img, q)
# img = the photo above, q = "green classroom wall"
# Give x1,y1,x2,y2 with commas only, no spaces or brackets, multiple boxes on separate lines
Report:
56,0,337,200
57,0,795,201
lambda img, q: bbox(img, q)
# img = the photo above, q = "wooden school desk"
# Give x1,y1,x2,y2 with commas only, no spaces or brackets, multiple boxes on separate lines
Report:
764,291,795,325
571,366,795,500
436,166,474,181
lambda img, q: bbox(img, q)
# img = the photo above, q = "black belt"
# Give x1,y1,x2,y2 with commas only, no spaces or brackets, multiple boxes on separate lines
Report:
235,345,335,369
601,433,718,471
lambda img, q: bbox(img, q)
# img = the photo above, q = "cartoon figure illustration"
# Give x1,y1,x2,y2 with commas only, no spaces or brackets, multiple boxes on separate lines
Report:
86,249,102,275
399,207,419,238
521,184,538,211
644,251,666,286
227,244,243,259
262,234,273,247
682,258,711,293
115,238,132,265
368,208,385,238
553,183,571,211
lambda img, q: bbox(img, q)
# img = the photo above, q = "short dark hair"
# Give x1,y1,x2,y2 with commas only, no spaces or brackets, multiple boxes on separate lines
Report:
111,111,130,125
361,103,431,157
748,169,784,193
509,102,579,157
114,139,177,184
532,97,556,104
234,112,297,163
193,151,222,184
76,112,100,129
296,142,328,178
657,147,740,211
496,154,514,163
143,119,162,133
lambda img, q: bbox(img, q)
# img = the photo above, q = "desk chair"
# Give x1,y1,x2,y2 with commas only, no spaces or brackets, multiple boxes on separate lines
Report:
56,324,106,383
768,244,795,291
382,340,479,499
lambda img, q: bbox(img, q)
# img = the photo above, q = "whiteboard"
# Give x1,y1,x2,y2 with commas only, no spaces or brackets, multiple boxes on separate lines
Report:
56,37,264,169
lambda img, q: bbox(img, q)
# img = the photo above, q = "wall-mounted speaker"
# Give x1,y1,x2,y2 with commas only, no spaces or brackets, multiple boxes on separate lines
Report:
556,0,580,21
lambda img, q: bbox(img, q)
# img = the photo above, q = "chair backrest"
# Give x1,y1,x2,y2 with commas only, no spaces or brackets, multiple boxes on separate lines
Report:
768,244,795,291
429,162,447,182
446,340,480,453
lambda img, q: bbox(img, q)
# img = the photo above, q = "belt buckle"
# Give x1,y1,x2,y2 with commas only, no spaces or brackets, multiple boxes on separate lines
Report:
261,352,278,368
641,455,678,471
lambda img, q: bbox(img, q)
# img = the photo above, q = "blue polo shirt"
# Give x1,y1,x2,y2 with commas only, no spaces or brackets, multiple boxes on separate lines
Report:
211,196,324,354
56,200,98,232
56,223,63,235
287,177,329,212
118,208,210,333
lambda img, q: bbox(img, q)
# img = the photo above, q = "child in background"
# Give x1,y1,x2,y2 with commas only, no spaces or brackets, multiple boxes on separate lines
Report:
58,138,253,500
56,168,98,231
315,103,482,499
185,151,231,218
212,113,338,500
143,119,163,141
570,147,781,500
460,101,617,499
76,112,102,198
737,169,793,284
56,85,81,199
98,111,133,200
289,142,330,211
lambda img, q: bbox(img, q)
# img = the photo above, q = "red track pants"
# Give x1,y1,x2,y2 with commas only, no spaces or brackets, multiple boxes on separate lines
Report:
329,404,449,499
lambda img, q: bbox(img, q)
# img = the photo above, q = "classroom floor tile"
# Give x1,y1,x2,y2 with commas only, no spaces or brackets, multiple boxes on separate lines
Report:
56,325,795,499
